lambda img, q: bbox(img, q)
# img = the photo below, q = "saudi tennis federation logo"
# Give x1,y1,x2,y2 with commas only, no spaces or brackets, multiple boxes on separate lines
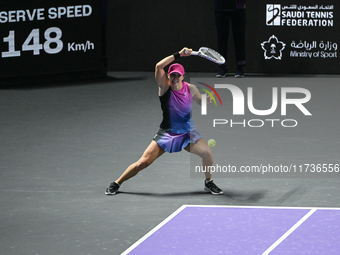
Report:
261,35,286,60
266,4,281,26
196,82,222,115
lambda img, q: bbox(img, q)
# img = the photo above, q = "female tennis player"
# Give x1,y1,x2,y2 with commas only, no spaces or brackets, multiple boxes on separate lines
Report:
105,47,223,195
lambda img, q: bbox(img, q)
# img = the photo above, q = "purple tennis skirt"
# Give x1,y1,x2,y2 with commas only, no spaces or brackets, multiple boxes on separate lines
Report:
153,128,202,153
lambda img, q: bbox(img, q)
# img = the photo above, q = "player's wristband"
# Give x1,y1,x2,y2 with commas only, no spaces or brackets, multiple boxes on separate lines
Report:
173,52,181,60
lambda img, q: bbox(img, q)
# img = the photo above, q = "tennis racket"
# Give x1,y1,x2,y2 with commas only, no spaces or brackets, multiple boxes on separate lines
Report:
184,47,225,65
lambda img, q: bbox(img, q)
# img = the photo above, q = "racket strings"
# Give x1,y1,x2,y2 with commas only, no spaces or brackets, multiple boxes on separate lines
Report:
201,48,223,61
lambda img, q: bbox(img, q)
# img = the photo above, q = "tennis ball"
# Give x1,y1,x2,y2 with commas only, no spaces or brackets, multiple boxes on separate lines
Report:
207,139,216,147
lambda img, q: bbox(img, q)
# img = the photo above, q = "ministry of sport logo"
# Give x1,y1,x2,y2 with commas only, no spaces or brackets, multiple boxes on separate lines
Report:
194,81,312,128
261,35,286,60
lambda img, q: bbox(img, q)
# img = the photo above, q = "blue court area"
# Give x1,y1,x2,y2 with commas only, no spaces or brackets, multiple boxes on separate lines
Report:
123,205,340,255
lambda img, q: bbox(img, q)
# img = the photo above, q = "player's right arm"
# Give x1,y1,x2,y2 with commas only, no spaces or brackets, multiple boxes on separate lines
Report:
155,48,191,96
155,55,172,96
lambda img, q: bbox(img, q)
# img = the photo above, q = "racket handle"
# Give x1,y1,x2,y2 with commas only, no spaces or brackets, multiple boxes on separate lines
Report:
184,49,198,55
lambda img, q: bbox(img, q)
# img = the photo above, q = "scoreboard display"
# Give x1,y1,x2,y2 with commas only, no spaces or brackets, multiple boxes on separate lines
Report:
0,0,105,79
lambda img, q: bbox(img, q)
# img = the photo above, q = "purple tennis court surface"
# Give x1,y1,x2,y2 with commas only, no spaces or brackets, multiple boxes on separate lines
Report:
122,205,340,255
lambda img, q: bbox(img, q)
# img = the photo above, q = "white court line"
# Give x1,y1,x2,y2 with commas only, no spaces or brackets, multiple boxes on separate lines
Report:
183,204,340,210
261,208,317,255
121,205,187,255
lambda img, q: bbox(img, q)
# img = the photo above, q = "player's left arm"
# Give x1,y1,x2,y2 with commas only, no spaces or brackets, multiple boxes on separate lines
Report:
189,84,214,106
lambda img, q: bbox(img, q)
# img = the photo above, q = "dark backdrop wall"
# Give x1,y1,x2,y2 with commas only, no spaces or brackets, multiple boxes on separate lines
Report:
106,0,225,73
107,0,339,74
